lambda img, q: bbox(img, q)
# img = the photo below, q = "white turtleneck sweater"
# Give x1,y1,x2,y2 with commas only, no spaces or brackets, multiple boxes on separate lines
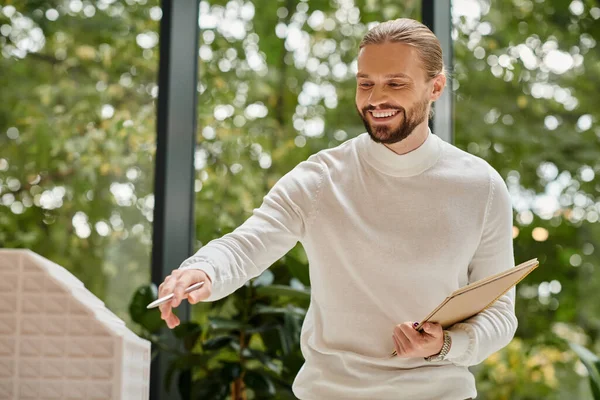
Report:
179,130,517,400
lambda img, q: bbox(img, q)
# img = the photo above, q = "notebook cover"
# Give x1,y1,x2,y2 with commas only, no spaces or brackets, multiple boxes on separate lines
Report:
414,258,539,331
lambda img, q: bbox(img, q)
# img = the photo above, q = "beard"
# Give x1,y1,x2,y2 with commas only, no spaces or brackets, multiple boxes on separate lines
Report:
357,96,429,144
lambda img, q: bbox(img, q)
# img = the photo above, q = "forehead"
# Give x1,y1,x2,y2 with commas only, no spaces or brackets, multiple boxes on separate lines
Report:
357,42,425,81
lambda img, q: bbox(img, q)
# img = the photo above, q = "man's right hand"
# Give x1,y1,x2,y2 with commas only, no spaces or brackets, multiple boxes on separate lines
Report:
158,269,212,329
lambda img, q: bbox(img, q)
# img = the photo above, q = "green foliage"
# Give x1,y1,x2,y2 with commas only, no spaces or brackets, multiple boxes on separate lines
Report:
452,2,600,398
570,342,600,399
129,279,307,399
0,0,159,325
2,0,600,398
472,337,579,399
129,283,163,333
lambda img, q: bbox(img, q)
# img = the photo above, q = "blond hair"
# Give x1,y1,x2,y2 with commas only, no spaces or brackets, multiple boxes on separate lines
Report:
359,18,446,81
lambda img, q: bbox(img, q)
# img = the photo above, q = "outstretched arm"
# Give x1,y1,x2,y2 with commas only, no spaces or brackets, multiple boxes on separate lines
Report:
177,156,325,301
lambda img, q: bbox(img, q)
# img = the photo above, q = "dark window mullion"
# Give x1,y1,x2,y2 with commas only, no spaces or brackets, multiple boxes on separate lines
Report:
150,0,200,399
422,0,454,144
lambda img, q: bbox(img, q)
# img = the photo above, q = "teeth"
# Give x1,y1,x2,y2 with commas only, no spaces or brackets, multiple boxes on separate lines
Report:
372,111,397,118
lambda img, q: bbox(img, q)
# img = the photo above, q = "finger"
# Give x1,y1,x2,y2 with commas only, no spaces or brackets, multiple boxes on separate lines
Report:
392,334,404,356
400,323,422,342
158,275,174,298
395,323,417,344
171,270,207,307
166,312,180,329
157,299,173,318
159,299,174,322
158,277,177,319
394,328,412,354
187,285,211,304
422,322,443,337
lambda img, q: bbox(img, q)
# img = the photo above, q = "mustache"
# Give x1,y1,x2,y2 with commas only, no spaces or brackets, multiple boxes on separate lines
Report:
362,104,404,113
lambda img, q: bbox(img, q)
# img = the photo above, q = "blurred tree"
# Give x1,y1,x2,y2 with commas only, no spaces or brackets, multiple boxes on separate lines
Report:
0,0,160,323
451,1,600,397
1,0,599,398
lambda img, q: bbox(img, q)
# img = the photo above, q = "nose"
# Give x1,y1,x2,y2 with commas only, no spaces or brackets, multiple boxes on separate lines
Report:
367,85,389,108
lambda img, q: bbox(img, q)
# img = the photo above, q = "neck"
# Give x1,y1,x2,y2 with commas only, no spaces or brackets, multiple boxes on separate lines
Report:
383,121,430,155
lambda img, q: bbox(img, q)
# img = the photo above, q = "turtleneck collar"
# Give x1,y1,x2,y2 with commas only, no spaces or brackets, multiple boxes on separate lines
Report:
359,128,443,177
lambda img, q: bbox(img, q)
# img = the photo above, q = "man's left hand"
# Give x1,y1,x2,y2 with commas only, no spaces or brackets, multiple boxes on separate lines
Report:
392,321,445,358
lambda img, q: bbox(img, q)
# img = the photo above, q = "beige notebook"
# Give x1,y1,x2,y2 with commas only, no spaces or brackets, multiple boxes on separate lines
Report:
391,258,539,356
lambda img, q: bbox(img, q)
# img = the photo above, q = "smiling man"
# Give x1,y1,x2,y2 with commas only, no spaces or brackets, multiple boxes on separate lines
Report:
158,18,517,399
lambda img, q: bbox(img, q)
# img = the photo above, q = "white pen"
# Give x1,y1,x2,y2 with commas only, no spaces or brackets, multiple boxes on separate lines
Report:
146,281,205,309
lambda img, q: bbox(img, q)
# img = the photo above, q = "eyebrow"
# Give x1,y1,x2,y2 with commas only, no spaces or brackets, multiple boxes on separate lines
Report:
356,73,412,80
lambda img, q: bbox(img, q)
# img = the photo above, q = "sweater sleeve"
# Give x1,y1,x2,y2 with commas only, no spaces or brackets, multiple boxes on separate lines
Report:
177,155,325,301
444,165,518,366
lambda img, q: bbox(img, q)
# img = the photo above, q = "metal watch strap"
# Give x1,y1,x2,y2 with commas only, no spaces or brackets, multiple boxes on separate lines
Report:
424,330,452,362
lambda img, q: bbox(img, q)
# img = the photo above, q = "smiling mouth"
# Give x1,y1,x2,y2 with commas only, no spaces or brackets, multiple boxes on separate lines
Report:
368,109,399,122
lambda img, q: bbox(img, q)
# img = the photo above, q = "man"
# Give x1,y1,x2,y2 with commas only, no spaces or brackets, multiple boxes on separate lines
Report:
158,18,517,399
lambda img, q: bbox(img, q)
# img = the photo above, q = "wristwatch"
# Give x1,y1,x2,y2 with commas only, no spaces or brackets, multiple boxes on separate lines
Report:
424,330,452,362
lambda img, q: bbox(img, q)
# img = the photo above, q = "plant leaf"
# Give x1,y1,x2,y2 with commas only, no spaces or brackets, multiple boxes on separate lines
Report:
569,342,600,399
245,321,280,334
254,305,307,318
283,254,311,286
279,324,294,355
220,361,242,381
173,353,213,370
255,284,311,302
203,335,236,351
177,368,192,399
173,322,203,351
129,284,163,333
164,354,210,392
244,370,276,396
208,317,249,331
284,312,301,348
243,348,281,374
192,377,230,400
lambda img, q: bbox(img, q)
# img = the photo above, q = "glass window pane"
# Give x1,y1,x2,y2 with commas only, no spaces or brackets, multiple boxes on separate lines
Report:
453,0,599,398
195,0,421,245
190,0,423,394
0,1,160,324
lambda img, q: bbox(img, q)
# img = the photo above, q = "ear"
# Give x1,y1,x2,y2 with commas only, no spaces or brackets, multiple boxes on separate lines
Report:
430,73,446,102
